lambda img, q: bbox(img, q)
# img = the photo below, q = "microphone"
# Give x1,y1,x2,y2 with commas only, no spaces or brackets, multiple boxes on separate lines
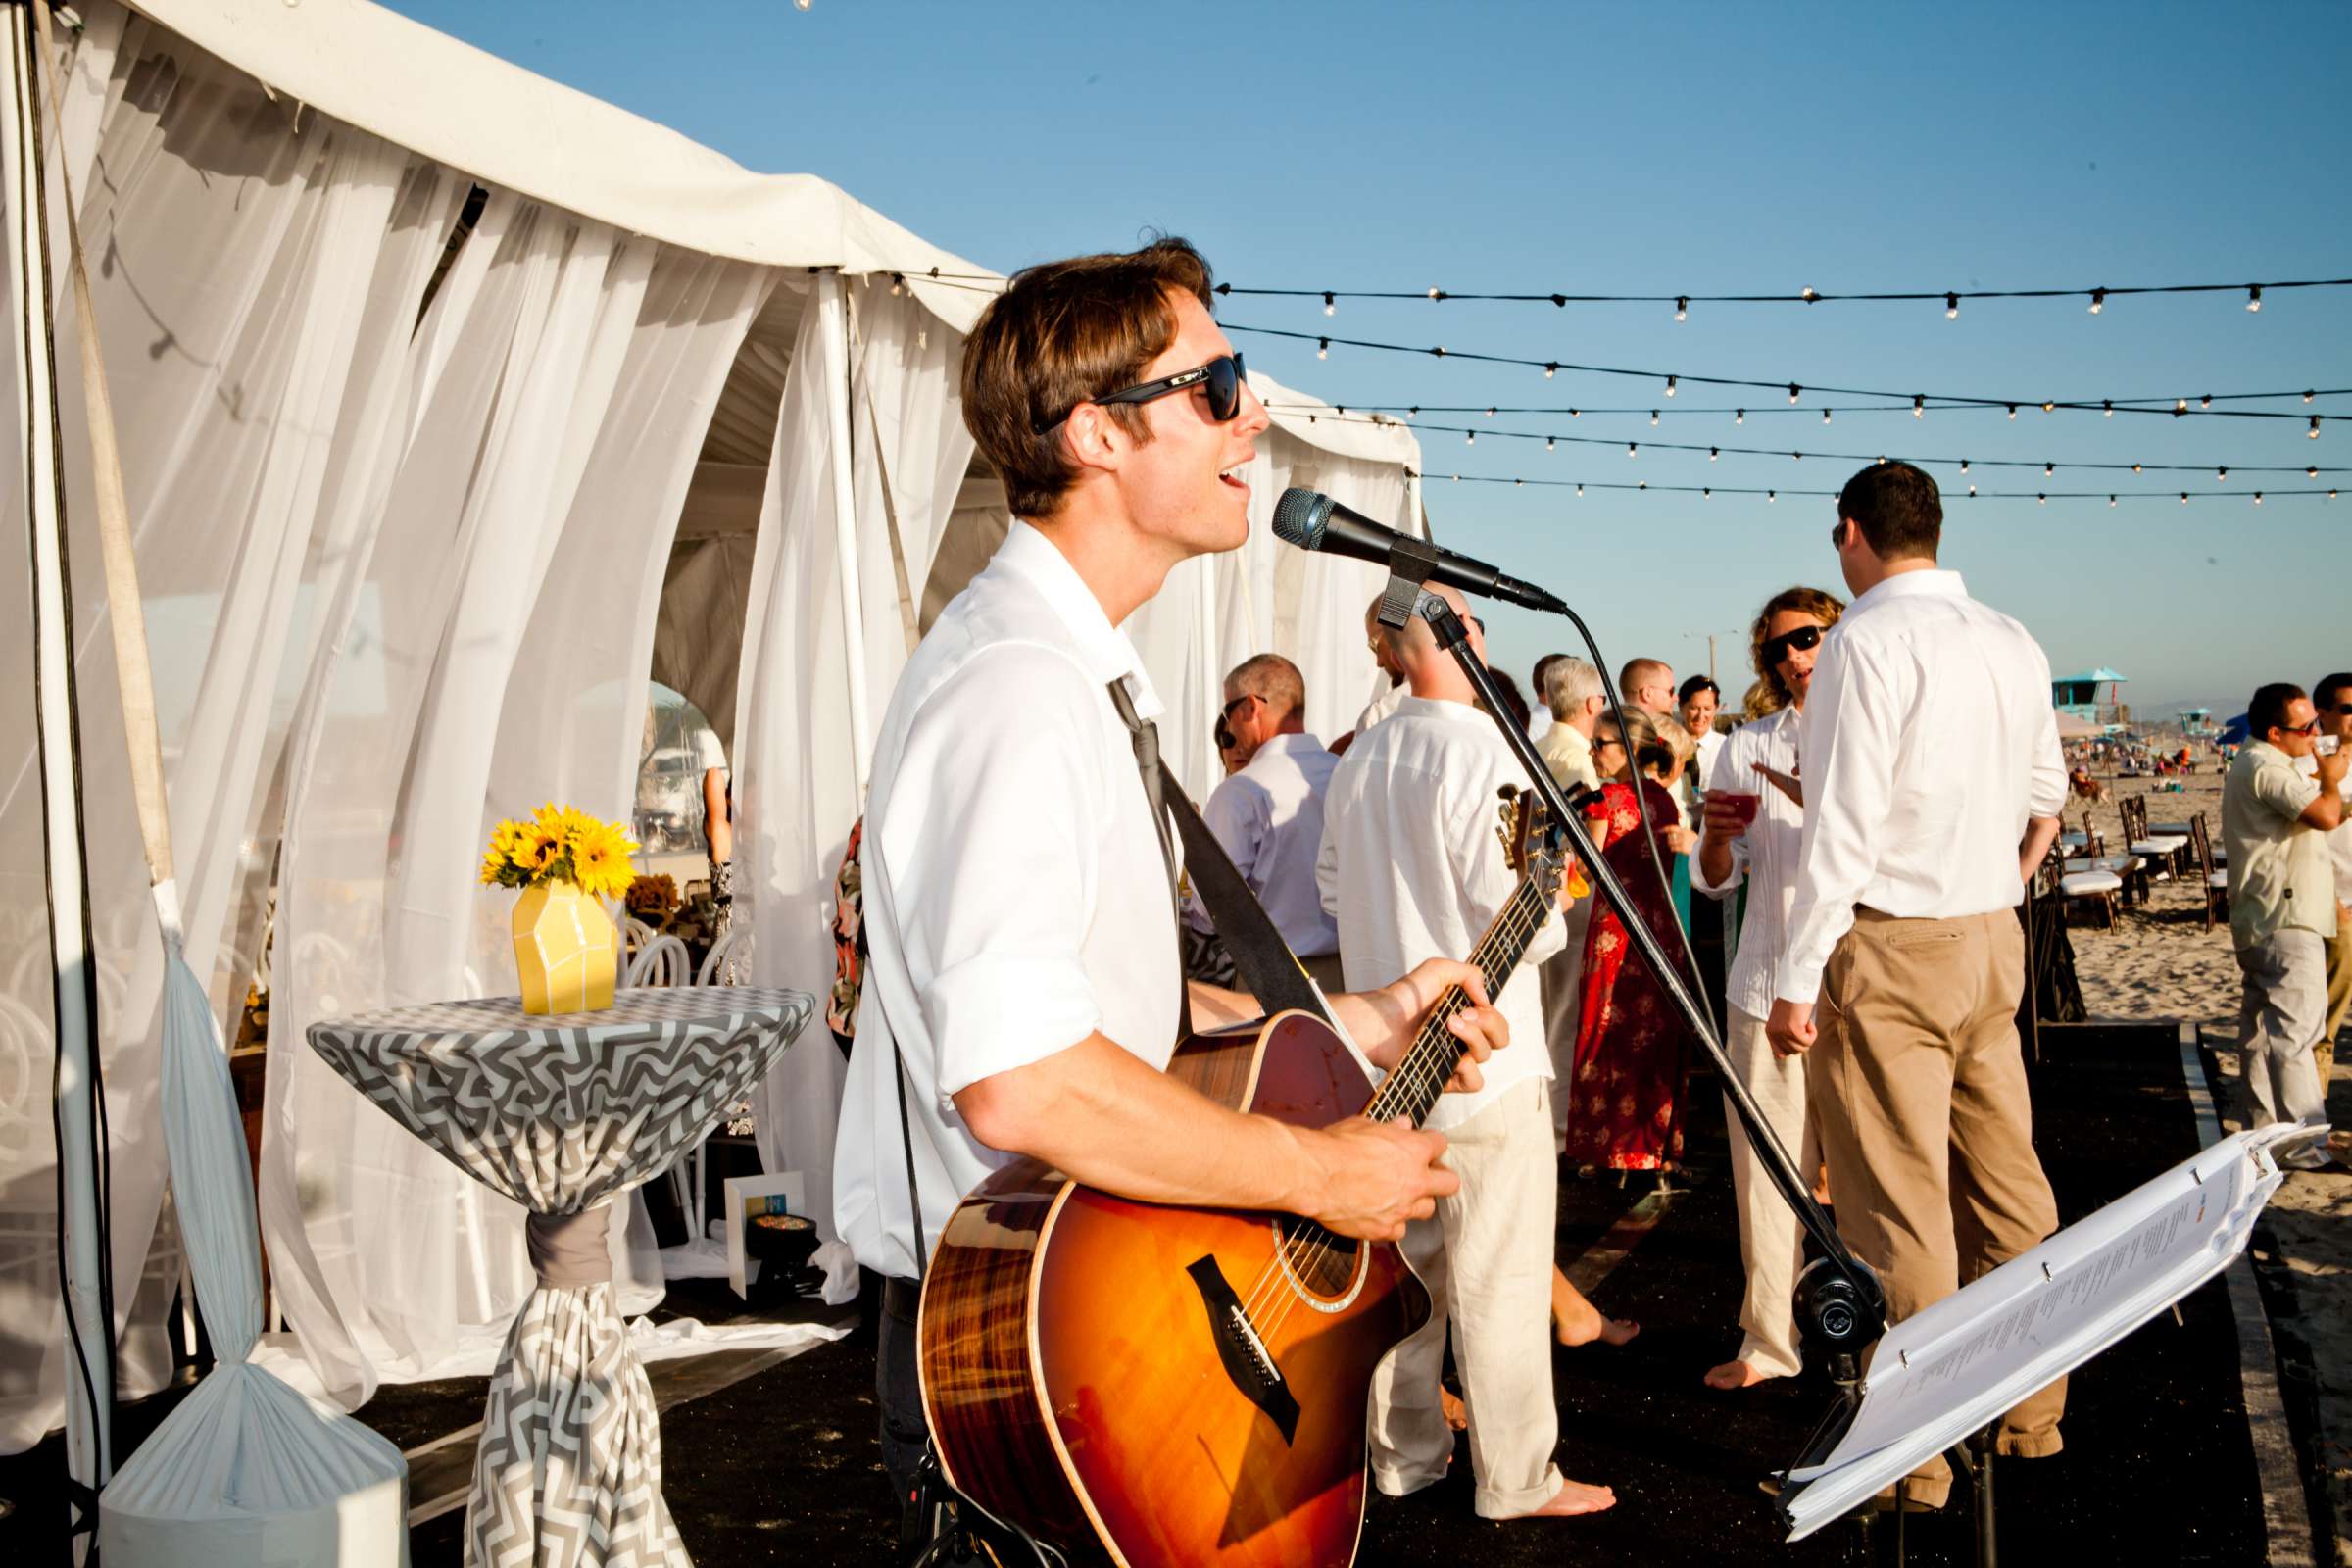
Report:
1270,487,1568,614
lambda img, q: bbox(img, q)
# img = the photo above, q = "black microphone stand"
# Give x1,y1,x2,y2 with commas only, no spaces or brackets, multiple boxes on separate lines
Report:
1375,574,1891,1510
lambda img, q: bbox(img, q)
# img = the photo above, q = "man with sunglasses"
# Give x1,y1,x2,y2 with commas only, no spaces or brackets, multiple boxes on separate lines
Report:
832,239,1516,1550
1192,654,1344,989
1765,461,2069,1512
2223,682,2345,1171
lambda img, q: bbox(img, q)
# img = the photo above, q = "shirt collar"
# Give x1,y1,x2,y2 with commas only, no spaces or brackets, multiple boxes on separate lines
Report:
1848,566,1967,615
1396,694,1492,727
1249,731,1327,763
995,519,1163,718
2247,739,2290,768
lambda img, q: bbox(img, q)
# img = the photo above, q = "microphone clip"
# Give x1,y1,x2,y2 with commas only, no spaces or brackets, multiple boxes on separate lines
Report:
1374,534,1445,631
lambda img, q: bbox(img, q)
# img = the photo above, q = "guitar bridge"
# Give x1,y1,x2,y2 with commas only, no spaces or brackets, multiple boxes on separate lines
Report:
1186,1255,1301,1444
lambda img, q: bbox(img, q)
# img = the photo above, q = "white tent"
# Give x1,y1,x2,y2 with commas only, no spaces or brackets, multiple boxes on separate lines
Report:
0,0,1425,1455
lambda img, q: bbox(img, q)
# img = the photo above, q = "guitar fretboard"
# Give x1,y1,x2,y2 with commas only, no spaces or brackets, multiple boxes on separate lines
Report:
1366,871,1554,1128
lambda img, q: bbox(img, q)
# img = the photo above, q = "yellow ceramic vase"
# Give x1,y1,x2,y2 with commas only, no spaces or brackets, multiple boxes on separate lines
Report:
512,880,617,1015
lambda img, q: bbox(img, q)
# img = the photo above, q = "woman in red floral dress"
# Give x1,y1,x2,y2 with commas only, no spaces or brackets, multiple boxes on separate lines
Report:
1566,709,1700,1173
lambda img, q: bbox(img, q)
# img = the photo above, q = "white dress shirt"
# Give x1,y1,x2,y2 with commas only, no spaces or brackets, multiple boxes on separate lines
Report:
1354,676,1408,737
1318,696,1566,1131
1777,570,2064,1005
2292,752,2352,902
1693,705,1804,1018
834,521,1184,1280
1526,708,1553,746
1187,731,1342,957
1693,727,1726,793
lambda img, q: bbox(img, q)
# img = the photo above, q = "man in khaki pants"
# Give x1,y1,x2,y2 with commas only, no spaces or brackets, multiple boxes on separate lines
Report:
2308,671,2352,1085
1766,462,2068,1512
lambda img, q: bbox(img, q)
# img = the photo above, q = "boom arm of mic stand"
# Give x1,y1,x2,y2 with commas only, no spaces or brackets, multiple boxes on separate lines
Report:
1395,587,1886,1339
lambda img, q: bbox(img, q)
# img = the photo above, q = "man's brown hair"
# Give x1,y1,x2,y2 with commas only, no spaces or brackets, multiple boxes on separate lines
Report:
1837,460,1942,561
1747,584,1846,711
960,237,1216,519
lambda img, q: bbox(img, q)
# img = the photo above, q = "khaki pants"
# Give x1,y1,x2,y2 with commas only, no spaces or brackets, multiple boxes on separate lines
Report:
1814,909,2066,1509
1368,1079,1563,1518
2321,907,2351,1085
1723,1005,1815,1380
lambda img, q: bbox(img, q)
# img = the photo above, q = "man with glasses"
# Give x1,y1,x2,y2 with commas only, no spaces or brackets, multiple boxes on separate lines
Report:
1766,461,2068,1512
1618,658,1677,717
1193,653,1344,989
2224,682,2345,1169
831,239,1517,1550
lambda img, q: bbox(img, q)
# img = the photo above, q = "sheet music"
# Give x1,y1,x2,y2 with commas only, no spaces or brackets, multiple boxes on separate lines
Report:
1783,1119,2319,1540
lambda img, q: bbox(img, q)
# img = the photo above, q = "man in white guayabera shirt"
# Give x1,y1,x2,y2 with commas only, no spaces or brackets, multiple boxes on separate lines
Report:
1188,653,1344,987
1690,583,1844,1393
1318,582,1616,1523
828,239,1513,1546
1765,461,2068,1512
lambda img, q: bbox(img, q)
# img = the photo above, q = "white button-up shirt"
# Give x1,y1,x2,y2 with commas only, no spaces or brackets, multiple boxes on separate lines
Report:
834,521,1184,1280
1776,570,2064,1004
1188,731,1342,957
1693,705,1804,1019
1354,677,1408,737
1317,696,1566,1131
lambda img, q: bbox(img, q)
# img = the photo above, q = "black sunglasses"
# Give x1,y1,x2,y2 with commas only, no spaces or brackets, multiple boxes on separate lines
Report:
1214,693,1256,752
2278,718,2323,736
1034,352,1248,436
1763,624,1824,665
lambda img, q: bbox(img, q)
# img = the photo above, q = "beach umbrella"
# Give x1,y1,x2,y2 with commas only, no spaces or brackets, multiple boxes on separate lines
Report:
2217,713,2250,746
4,4,409,1558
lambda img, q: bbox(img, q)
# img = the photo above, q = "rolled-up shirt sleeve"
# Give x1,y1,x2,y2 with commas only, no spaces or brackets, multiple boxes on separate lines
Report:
883,646,1107,1099
1777,637,1900,1004
2026,660,2066,821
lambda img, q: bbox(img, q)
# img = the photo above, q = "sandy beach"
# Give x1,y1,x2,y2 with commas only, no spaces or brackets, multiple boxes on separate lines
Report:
2058,763,2350,1560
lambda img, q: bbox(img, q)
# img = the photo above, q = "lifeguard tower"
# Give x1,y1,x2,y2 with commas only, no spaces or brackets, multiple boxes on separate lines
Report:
2053,668,2129,732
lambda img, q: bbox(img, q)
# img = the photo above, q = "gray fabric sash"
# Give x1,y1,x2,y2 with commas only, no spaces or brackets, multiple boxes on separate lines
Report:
526,1205,613,1288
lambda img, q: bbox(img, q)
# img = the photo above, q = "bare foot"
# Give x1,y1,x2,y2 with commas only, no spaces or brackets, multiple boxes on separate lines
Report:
1441,1387,1468,1431
1703,1358,1775,1391
1507,1479,1617,1518
1552,1269,1640,1347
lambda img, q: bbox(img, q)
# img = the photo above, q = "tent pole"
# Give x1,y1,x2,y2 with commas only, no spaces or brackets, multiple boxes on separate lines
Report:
818,270,872,794
2,0,115,1531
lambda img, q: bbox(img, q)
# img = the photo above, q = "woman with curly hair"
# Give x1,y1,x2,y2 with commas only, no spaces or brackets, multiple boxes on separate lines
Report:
1691,584,1844,1391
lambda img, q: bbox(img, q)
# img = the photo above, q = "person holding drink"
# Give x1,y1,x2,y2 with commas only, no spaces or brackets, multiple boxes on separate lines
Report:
1691,585,1844,1391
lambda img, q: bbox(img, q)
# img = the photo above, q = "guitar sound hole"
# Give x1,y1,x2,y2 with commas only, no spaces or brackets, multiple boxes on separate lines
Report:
1276,1220,1360,1298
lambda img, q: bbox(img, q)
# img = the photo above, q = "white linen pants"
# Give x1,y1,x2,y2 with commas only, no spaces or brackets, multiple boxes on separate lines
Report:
1721,1004,1816,1379
1367,1079,1563,1518
1540,900,1594,1152
2235,931,2328,1166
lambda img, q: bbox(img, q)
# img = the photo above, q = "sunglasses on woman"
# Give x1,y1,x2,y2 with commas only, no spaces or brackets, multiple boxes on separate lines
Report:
1034,353,1248,436
1763,624,1824,666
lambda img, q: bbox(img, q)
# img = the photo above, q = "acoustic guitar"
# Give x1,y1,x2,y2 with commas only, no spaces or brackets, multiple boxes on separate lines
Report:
918,791,1578,1566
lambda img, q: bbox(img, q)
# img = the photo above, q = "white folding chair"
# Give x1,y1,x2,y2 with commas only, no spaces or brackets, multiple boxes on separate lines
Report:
623,933,690,988
695,925,743,988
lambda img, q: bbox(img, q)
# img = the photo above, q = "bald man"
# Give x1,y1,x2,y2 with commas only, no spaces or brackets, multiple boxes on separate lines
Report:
1191,653,1343,986
1619,659,1676,717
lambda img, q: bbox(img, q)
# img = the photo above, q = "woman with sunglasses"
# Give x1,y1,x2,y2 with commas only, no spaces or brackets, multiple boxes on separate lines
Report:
1690,585,1844,1392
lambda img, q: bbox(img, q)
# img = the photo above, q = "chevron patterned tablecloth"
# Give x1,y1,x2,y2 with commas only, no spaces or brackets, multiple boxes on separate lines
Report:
310,986,814,1568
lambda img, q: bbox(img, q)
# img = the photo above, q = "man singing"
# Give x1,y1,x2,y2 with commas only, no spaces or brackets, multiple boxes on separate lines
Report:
1766,462,2067,1511
830,239,1512,1549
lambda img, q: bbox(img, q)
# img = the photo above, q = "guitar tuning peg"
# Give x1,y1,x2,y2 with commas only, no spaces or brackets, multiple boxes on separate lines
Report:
1497,783,1519,800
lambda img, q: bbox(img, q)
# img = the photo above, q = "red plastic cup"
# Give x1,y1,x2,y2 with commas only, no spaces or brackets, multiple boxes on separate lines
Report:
1718,791,1761,830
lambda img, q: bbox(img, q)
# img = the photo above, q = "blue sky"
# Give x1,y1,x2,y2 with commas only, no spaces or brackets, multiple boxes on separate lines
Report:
386,0,2351,719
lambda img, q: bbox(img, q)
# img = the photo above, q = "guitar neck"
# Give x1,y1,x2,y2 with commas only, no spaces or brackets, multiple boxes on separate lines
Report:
1366,872,1554,1129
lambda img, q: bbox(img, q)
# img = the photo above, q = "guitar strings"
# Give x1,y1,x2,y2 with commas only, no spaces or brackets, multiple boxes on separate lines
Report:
1246,887,1553,1342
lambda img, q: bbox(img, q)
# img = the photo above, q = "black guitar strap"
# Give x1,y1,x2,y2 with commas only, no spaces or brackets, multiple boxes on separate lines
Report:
1102,679,1333,1028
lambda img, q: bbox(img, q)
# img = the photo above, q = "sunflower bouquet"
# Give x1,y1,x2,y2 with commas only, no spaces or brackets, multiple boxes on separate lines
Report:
480,804,639,902
482,805,639,1013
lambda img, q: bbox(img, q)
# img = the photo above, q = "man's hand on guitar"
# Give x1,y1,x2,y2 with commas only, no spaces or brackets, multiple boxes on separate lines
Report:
1297,1117,1458,1242
1336,957,1507,1093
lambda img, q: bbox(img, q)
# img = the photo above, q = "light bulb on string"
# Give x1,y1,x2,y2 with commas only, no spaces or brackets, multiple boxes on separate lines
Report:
2201,394,2212,410
1788,383,1801,404
2218,466,2228,481
1571,408,1582,417
2089,288,2106,314
2255,492,2264,505
2109,495,2117,506
2247,285,2262,312
1767,491,1776,502
1801,286,1818,302
1428,287,1441,301
2313,416,2324,438
1651,410,1660,426
2103,401,2113,416
1317,337,1328,359
1546,437,1555,451
1544,363,1558,378
2044,462,2055,476
1704,488,1712,500
1823,408,1832,424
1968,484,1977,496
1735,409,1745,425
2007,405,2018,420
1913,395,1925,419
2309,466,2320,477
2176,399,2188,414
1960,459,1970,473
1322,292,1335,316
2132,464,2142,473
1710,447,1719,461
2037,494,2046,505
1675,296,1689,322
1945,292,1959,318
2181,493,2189,504
2041,400,2055,414
1629,442,1639,457
1576,484,1584,497
1486,407,1496,417
1665,375,1678,398
1465,431,1475,445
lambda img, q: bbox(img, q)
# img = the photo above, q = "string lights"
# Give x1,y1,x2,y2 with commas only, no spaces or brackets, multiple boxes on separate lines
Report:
1197,273,2351,315
1400,469,2338,506
1263,405,2345,477
1226,322,2343,422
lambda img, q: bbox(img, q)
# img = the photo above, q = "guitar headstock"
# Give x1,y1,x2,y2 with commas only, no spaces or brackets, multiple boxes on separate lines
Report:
1495,785,1587,905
